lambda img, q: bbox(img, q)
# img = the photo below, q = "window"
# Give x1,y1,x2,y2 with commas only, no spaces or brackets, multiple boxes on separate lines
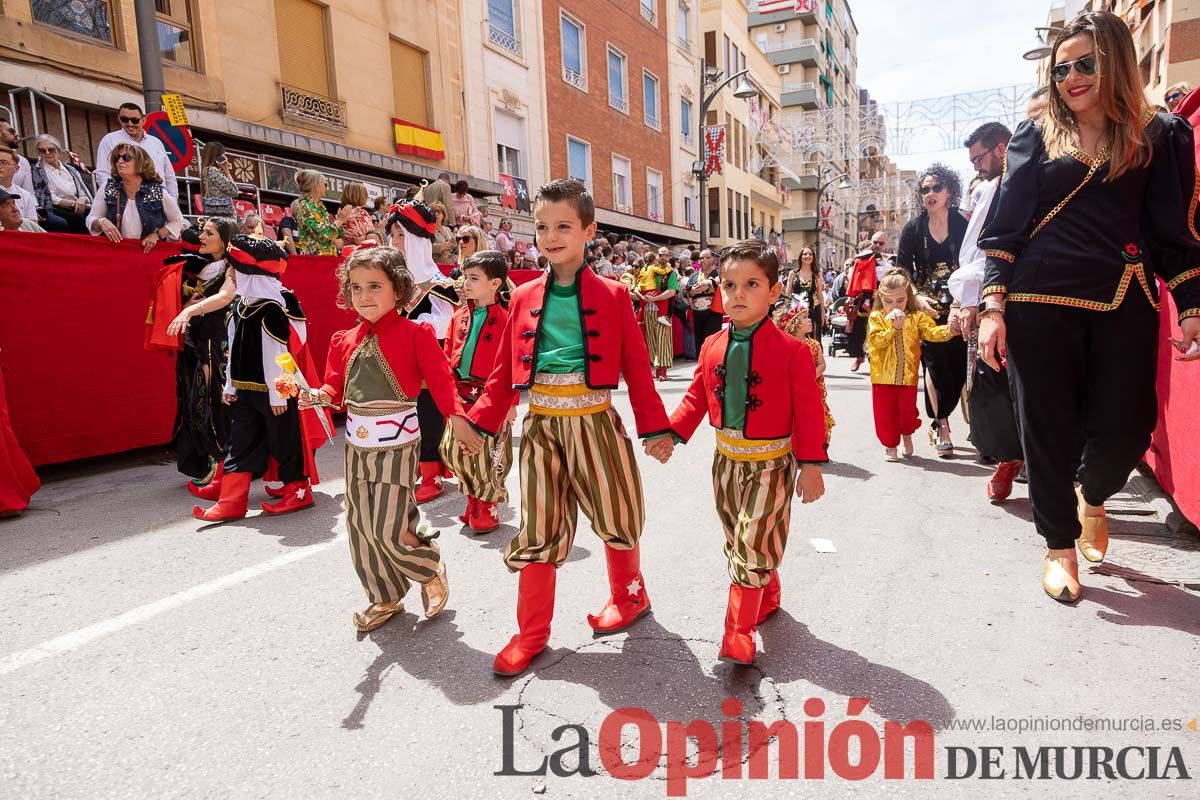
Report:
640,0,657,26
727,189,734,239
612,154,632,210
32,0,114,44
680,98,694,147
275,0,331,97
647,169,663,221
684,193,695,228
708,187,721,239
607,46,628,113
495,109,526,178
390,39,430,127
567,137,591,189
723,34,731,73
560,13,586,91
156,1,197,70
643,71,660,130
677,2,691,51
704,31,716,65
487,0,521,55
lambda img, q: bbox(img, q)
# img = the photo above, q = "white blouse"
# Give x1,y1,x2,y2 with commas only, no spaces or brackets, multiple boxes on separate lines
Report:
86,189,188,240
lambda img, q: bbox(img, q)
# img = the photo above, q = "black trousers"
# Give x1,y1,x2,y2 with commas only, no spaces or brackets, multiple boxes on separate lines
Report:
693,308,724,347
921,336,968,422
967,360,1023,462
1005,294,1159,549
848,314,868,358
44,208,89,235
417,388,445,463
225,390,304,483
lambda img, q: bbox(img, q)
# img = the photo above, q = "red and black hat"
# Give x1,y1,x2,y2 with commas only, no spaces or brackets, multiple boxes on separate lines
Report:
227,234,289,277
386,199,438,241
162,228,212,275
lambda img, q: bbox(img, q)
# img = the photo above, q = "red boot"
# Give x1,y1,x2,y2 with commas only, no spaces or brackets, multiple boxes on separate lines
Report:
414,462,444,504
494,562,557,677
261,480,315,515
587,544,652,634
756,571,781,625
458,496,477,525
719,584,764,665
187,463,225,501
987,459,1024,503
469,500,501,533
264,483,287,499
192,472,252,522
441,463,454,480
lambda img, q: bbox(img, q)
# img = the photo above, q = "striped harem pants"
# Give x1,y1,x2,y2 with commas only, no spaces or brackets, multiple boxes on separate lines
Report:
502,373,645,572
439,393,514,503
711,429,797,587
344,441,442,604
642,310,674,369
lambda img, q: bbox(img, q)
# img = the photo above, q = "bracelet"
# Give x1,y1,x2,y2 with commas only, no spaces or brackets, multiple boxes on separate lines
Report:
980,308,1004,319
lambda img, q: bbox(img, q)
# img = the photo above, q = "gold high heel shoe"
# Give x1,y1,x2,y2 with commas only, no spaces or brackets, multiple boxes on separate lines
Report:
1076,487,1108,563
354,601,404,632
420,563,449,618
1042,549,1082,603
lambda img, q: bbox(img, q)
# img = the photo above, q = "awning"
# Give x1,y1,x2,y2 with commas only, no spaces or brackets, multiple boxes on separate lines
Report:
594,207,700,245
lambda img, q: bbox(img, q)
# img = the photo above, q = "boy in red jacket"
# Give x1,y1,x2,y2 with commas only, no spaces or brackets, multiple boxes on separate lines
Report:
664,240,827,666
458,179,674,677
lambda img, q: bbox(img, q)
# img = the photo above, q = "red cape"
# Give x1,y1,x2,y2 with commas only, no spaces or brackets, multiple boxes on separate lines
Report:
144,263,184,352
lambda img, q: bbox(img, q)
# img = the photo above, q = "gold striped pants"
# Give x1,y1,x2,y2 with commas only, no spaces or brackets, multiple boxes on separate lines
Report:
503,408,645,571
344,442,442,604
712,452,796,587
438,412,514,504
642,310,674,369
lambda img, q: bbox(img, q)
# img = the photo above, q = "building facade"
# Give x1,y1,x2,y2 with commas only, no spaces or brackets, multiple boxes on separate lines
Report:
666,0,702,233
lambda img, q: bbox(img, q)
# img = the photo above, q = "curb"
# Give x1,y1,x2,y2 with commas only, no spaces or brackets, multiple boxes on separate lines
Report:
1131,465,1200,538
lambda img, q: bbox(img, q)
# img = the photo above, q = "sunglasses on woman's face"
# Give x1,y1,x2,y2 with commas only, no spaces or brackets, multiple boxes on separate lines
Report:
456,236,474,244
116,153,136,163
919,183,945,195
1051,54,1097,84
1166,91,1184,103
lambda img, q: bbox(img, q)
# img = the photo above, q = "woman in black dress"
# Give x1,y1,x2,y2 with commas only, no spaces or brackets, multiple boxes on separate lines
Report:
785,246,827,337
896,164,970,457
979,11,1200,602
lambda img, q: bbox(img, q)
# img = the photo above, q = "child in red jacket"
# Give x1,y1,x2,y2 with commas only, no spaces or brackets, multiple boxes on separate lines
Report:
305,246,473,633
439,250,516,533
457,179,674,677
664,240,827,666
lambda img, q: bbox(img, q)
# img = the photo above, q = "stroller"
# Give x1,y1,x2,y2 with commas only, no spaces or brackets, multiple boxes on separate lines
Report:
827,296,852,357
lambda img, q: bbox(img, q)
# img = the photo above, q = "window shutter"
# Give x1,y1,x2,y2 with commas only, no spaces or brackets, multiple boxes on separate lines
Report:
274,0,330,97
390,39,430,127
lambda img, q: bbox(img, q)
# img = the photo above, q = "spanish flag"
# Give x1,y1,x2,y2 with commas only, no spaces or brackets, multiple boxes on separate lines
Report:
393,118,446,160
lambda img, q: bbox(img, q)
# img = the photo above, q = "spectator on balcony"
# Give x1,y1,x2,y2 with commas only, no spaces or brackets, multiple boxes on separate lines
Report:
422,172,452,216
451,179,481,226
87,143,187,251
495,217,514,253
0,188,45,232
337,182,376,246
30,134,92,234
429,202,456,264
0,121,34,196
94,103,178,203
239,211,263,237
0,146,41,224
294,168,341,256
278,199,300,255
370,195,388,223
200,141,239,220
480,218,498,250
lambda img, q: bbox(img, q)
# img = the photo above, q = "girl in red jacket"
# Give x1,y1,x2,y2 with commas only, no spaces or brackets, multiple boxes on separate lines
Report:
439,251,516,533
305,246,474,633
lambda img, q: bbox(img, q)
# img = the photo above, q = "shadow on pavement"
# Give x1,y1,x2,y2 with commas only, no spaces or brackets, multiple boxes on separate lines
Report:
901,456,993,478
821,460,876,482
1083,568,1200,637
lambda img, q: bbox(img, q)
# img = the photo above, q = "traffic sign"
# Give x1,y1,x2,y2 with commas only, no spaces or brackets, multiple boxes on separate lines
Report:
162,93,190,126
143,110,194,171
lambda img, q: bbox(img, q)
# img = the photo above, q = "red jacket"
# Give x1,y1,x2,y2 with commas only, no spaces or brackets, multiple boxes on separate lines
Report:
319,310,463,418
669,320,828,462
444,301,509,381
469,266,671,437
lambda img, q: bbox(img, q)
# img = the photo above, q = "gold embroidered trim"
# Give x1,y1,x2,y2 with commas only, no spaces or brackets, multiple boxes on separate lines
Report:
1030,153,1105,239
232,379,268,391
531,371,587,386
344,334,409,404
983,249,1015,263
715,429,793,462
345,402,416,416
529,400,612,417
892,323,905,385
1007,263,1157,312
981,284,1007,297
1179,308,1200,320
1167,267,1200,290
529,384,612,411
1188,166,1200,243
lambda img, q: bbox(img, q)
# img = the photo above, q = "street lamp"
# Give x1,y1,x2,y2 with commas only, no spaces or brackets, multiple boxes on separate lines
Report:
1022,26,1061,61
812,167,851,271
695,59,758,251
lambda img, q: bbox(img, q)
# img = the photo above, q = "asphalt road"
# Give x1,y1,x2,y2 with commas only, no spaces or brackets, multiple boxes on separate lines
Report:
3,353,1198,799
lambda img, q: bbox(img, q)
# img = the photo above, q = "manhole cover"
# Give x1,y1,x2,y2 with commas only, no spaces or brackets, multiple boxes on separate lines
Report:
1095,535,1200,585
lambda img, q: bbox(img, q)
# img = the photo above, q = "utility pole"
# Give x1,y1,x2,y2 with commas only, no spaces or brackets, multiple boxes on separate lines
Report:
133,0,166,112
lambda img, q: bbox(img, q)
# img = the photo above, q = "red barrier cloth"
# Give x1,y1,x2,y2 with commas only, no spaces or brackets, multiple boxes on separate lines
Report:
0,354,40,512
1145,287,1200,526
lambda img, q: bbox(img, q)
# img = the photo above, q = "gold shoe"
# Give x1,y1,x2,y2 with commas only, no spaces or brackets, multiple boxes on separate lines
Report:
1076,488,1108,563
1042,549,1082,603
353,601,404,632
420,563,449,618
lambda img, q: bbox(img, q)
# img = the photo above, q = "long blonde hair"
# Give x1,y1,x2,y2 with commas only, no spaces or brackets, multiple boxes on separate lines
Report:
1040,11,1150,179
873,269,921,314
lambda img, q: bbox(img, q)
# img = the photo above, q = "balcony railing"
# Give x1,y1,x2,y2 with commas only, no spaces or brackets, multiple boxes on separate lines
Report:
645,111,660,130
640,3,657,25
279,83,347,134
761,37,817,54
677,35,692,53
782,81,817,92
683,131,696,149
563,66,586,91
487,22,521,56
610,94,629,113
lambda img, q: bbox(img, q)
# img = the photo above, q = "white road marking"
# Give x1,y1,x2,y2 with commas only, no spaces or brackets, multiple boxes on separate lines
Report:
0,533,346,676
810,537,837,553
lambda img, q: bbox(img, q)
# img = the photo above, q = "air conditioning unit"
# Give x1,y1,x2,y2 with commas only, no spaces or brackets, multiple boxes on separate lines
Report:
777,64,791,75
774,23,787,32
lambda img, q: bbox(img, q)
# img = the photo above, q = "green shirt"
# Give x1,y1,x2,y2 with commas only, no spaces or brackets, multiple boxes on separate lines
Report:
456,306,489,380
535,281,586,374
722,319,765,432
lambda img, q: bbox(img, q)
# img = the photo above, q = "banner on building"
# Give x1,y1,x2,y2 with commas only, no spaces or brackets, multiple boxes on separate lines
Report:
819,203,833,231
393,118,446,160
499,173,518,211
755,0,816,13
704,125,727,177
512,176,531,213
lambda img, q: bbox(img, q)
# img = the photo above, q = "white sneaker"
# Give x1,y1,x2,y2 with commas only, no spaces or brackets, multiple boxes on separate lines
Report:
884,447,900,462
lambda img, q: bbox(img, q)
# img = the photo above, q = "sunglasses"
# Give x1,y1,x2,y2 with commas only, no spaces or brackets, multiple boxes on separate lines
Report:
919,183,945,195
1050,54,1097,84
1166,91,1184,103
456,236,474,243
118,116,143,125
116,152,136,163
36,147,58,154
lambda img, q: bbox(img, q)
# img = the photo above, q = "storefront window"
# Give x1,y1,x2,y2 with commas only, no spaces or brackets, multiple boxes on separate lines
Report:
32,0,114,44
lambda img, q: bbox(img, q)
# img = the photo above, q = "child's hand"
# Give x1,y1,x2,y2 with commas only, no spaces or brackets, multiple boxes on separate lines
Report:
948,313,962,335
796,464,825,504
643,436,674,463
890,310,905,330
453,415,484,456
